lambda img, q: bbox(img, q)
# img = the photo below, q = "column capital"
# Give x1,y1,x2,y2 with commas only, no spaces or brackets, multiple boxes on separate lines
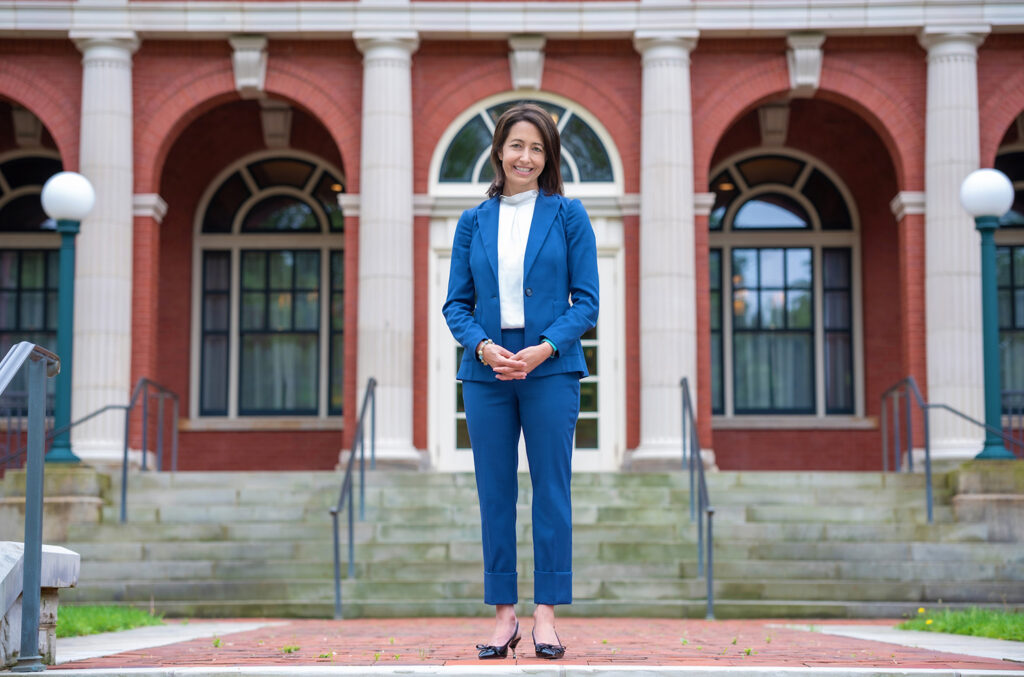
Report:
354,32,420,58
133,194,168,224
889,191,925,222
71,31,139,56
633,31,698,60
918,26,988,55
693,192,715,217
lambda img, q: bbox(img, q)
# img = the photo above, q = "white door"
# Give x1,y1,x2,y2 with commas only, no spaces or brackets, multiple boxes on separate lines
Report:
429,214,624,472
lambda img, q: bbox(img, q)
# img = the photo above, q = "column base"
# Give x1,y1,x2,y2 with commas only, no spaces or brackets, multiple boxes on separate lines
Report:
909,439,985,472
624,441,717,472
337,440,427,470
70,442,154,471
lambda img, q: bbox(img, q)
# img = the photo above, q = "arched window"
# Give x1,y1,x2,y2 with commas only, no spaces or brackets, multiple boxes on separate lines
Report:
708,151,861,417
193,152,345,419
431,94,620,197
0,152,62,402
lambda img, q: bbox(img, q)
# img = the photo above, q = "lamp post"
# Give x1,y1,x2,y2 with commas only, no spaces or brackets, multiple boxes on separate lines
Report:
40,171,95,464
960,168,1016,460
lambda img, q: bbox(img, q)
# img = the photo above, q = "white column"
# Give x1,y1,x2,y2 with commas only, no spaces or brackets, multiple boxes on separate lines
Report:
919,28,988,461
354,32,422,467
630,33,699,468
69,33,139,465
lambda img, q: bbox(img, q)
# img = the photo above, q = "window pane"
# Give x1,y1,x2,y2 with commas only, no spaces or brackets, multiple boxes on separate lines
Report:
575,418,598,449
46,251,59,287
295,291,319,331
242,196,318,232
205,253,230,291
268,251,293,288
20,251,44,288
242,252,265,289
1001,331,1024,391
1,157,61,190
269,292,292,331
203,172,249,233
786,249,812,288
45,292,57,330
760,249,784,287
0,291,16,327
825,332,853,413
1014,248,1024,287
204,293,229,331
331,292,344,331
584,345,597,375
456,418,471,449
998,247,1012,287
314,172,345,232
733,289,759,329
295,252,319,289
737,155,804,187
1001,290,1014,329
734,194,810,229
803,168,852,230
995,152,1024,183
1015,290,1024,330
824,249,851,288
786,290,812,329
824,291,850,330
239,334,318,413
734,333,771,411
710,291,721,331
759,290,785,329
331,251,345,291
247,159,315,189
709,171,739,231
330,334,344,415
709,249,721,291
732,249,758,288
561,115,613,182
711,333,723,414
440,116,492,183
242,292,265,330
770,333,813,411
0,251,16,287
580,381,598,412
19,291,44,329
201,335,228,414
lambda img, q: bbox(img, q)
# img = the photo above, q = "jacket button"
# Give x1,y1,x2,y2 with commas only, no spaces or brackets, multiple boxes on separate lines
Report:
525,288,533,296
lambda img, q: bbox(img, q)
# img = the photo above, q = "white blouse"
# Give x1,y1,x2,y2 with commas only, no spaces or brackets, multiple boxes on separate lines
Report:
497,189,538,329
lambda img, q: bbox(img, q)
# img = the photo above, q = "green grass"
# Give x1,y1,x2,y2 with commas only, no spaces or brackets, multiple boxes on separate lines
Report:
898,607,1024,641
57,605,165,638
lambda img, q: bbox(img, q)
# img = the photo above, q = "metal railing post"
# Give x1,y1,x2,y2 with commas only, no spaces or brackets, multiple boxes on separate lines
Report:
881,397,889,473
892,393,902,472
347,474,355,579
705,507,715,620
171,396,179,472
359,420,366,522
924,406,933,523
370,380,377,471
140,384,149,471
331,510,342,619
905,388,914,472
156,392,165,471
14,356,46,673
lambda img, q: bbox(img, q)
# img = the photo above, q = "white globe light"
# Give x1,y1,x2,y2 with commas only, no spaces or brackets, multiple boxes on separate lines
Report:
960,168,1014,218
41,171,95,221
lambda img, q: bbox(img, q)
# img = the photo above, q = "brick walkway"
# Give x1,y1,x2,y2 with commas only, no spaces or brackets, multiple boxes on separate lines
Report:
54,618,1022,670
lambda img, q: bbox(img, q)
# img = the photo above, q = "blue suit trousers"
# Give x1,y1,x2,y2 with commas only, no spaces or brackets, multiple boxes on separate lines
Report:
462,329,580,606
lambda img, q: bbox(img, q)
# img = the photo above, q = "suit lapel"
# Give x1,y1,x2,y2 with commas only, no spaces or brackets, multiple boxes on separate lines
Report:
523,192,559,278
477,197,500,282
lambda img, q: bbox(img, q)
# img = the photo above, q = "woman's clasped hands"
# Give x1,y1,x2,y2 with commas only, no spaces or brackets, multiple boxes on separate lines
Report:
480,341,554,380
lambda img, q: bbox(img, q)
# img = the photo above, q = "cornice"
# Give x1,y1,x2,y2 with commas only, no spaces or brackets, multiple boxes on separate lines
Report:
1,1,1022,40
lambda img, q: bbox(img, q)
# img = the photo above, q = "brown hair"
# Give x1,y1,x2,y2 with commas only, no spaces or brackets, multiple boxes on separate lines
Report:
486,103,564,198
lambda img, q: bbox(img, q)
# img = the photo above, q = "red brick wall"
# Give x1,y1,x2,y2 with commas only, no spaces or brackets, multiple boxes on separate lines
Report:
979,34,1024,166
0,41,81,170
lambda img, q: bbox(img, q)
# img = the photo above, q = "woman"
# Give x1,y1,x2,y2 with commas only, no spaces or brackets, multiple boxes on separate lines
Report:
442,103,599,660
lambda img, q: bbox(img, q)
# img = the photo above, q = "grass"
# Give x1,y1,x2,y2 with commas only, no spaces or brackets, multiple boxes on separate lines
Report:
898,607,1024,641
57,605,165,638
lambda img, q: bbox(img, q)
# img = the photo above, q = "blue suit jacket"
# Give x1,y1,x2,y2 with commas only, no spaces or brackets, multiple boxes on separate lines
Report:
443,192,599,382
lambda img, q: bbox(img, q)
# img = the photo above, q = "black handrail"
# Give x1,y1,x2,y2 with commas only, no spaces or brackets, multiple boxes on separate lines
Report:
330,376,376,620
680,377,714,620
881,376,1024,524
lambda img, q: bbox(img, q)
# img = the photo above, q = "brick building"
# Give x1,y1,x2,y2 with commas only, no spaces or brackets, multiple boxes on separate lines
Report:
1,1,1023,473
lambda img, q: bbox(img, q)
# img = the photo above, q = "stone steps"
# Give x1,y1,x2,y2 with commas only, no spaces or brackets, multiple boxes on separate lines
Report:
53,468,1024,618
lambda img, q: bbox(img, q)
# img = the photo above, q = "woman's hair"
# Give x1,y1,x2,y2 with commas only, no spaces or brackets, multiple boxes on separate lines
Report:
487,103,564,198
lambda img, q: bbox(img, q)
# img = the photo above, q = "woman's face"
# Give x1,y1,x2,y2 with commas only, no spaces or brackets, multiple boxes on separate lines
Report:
499,120,546,196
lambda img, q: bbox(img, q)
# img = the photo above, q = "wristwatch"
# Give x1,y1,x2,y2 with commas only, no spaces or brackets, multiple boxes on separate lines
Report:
477,339,494,364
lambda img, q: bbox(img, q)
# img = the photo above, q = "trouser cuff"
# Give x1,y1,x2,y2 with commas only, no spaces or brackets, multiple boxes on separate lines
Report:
533,570,572,605
484,571,518,605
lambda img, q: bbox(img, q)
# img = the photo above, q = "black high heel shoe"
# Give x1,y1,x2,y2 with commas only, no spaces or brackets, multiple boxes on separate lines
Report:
532,628,566,660
476,620,521,659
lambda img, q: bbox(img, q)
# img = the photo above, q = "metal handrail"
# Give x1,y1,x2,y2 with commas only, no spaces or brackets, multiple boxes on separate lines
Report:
881,376,1024,524
120,378,180,523
0,342,60,671
680,377,714,620
330,376,376,620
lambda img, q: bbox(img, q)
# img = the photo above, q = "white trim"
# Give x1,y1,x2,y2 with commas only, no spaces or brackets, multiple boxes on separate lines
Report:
712,415,877,430
427,90,624,200
508,34,546,90
189,149,346,424
708,147,864,421
3,1,1024,39
132,193,168,223
229,34,268,99
890,191,926,221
